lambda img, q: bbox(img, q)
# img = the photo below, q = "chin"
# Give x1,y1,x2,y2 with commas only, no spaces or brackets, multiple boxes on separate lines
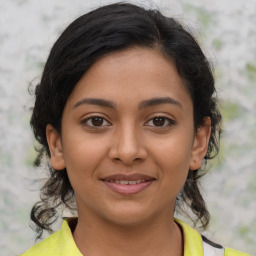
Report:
99,204,159,227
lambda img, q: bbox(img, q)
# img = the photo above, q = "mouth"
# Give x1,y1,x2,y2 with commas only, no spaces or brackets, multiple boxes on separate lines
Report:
101,174,156,195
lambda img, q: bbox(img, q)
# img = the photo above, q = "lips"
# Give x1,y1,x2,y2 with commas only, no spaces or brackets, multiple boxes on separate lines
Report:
101,173,155,194
108,180,146,185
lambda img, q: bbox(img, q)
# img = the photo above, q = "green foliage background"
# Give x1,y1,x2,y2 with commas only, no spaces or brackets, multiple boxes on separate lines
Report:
0,0,255,255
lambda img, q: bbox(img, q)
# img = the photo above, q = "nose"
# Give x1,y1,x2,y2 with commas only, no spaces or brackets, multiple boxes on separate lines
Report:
108,124,147,165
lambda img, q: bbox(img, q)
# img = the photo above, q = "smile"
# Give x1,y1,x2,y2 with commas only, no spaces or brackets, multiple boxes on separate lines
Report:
108,180,147,184
101,174,155,194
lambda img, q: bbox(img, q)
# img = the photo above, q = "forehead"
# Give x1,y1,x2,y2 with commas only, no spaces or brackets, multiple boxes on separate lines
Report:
66,47,191,109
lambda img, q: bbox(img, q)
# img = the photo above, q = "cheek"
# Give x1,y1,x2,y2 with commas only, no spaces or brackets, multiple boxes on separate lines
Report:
62,136,108,180
151,134,193,167
62,143,106,202
149,135,192,191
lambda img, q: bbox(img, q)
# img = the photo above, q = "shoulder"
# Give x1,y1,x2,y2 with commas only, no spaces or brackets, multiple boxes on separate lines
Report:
175,218,251,256
20,230,61,256
224,248,252,256
202,241,251,256
20,219,82,256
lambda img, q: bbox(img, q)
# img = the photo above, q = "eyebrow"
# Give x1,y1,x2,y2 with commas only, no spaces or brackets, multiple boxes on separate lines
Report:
73,98,117,109
73,96,182,110
139,97,182,109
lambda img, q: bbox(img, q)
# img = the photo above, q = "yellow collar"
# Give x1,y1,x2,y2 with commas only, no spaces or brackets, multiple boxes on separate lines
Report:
175,218,204,256
22,218,203,256
61,218,204,256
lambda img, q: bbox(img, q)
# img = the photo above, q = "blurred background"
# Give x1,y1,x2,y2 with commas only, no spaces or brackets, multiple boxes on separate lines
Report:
0,0,255,255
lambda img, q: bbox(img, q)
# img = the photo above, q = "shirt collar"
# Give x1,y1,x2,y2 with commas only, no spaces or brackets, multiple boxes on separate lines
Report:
60,219,83,256
61,218,204,256
175,218,204,256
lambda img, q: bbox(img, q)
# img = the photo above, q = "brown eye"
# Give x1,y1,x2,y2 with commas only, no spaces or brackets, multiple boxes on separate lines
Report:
91,117,104,126
152,117,165,126
82,116,111,127
145,116,175,128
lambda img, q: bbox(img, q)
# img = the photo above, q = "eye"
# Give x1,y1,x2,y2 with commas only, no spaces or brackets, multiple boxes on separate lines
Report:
145,116,175,127
82,116,111,127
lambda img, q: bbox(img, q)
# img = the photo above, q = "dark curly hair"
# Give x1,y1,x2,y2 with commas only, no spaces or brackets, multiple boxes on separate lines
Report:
30,2,222,239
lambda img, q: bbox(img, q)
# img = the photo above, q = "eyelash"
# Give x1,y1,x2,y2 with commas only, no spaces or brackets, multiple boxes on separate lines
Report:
145,116,176,128
81,115,111,128
81,115,175,128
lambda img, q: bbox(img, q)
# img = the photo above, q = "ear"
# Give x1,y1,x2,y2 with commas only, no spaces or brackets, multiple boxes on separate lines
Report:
46,124,66,170
189,117,211,170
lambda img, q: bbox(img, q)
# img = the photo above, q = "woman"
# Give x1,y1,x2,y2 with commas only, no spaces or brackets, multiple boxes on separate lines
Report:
21,3,250,256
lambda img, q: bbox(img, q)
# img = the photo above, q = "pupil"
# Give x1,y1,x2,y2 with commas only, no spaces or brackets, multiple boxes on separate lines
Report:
153,117,165,126
92,117,103,126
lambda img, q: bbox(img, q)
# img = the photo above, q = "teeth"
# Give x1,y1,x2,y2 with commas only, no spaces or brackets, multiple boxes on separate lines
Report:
106,179,149,184
120,180,129,185
128,181,136,185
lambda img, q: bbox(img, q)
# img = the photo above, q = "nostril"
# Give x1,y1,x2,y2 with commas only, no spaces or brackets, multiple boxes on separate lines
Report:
113,157,142,162
109,143,147,164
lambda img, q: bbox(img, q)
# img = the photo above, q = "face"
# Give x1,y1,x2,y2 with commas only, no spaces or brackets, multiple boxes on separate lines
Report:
47,47,210,226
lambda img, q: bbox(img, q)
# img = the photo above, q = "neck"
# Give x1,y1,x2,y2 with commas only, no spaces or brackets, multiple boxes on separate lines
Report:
73,209,183,256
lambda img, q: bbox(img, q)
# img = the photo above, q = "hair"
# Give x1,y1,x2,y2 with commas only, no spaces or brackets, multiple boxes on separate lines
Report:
30,2,222,239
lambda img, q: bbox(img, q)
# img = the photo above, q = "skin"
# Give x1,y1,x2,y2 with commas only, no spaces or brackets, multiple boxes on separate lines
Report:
47,47,211,256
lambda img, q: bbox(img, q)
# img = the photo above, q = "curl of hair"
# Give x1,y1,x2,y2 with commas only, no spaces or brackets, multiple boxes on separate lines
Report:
30,2,222,238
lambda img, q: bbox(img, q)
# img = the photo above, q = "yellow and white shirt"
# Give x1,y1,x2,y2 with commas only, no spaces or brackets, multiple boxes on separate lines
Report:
20,219,251,256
